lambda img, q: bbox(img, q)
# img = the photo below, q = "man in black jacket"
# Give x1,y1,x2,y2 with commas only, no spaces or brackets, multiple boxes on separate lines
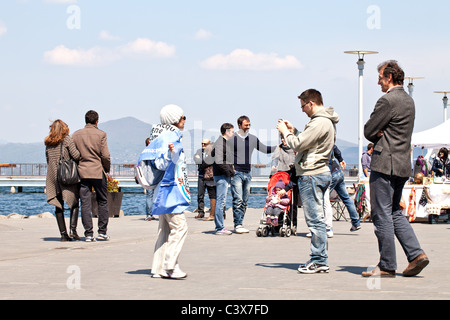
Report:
362,60,429,278
211,123,235,235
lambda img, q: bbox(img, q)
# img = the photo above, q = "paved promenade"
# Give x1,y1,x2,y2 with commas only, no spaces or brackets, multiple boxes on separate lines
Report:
0,208,449,300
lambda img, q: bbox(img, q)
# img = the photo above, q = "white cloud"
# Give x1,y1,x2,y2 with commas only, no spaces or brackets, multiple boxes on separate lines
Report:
99,30,121,41
43,38,175,66
43,45,119,66
194,29,213,40
0,21,7,37
119,38,175,58
200,49,302,71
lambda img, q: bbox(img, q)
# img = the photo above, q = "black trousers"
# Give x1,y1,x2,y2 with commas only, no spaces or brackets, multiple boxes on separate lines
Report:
80,177,109,237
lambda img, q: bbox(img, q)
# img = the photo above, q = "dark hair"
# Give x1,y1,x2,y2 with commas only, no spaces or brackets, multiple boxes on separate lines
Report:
85,110,99,124
237,115,250,127
298,89,323,106
220,123,234,135
377,60,405,85
438,147,448,162
145,137,150,146
367,143,374,150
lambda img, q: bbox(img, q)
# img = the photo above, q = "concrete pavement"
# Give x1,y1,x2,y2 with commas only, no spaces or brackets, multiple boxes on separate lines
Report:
0,208,449,300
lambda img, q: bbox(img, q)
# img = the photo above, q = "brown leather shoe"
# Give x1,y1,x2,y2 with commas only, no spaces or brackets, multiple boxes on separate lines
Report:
402,253,429,277
361,266,396,278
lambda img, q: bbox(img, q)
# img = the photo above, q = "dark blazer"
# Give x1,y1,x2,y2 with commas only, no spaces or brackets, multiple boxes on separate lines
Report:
72,124,111,179
364,86,415,178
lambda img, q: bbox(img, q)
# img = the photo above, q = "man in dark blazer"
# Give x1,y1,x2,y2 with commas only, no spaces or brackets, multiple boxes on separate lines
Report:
362,61,429,277
73,110,111,242
362,60,429,278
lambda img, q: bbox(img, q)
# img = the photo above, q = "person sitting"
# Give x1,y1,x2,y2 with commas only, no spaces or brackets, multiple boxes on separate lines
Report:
431,147,450,177
264,179,290,226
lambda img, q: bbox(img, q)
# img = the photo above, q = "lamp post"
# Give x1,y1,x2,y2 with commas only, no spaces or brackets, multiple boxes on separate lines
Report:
344,50,378,178
405,77,424,97
434,91,449,122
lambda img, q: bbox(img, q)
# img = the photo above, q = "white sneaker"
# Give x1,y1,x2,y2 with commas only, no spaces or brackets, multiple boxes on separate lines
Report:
327,228,334,238
298,261,330,274
85,236,96,242
216,228,232,235
97,234,110,241
234,225,249,234
162,266,187,279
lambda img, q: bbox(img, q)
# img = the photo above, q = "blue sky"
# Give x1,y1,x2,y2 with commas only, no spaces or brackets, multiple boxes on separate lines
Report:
1,0,450,145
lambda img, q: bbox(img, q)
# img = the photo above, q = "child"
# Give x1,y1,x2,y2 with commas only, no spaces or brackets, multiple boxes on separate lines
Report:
264,179,290,226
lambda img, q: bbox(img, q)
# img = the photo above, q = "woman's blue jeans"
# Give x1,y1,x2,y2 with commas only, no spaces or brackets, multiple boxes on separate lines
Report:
298,173,331,265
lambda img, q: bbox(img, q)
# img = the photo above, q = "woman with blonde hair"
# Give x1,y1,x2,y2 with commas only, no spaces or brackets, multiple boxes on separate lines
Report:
45,120,81,241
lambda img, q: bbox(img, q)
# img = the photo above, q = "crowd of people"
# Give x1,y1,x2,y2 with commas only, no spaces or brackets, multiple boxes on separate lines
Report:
45,59,430,280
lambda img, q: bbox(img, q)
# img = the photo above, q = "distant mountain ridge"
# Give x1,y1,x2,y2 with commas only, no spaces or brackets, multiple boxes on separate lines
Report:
0,117,361,165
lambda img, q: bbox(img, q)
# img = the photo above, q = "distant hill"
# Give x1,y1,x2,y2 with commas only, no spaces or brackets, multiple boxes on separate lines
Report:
0,117,361,165
98,117,151,164
0,117,152,164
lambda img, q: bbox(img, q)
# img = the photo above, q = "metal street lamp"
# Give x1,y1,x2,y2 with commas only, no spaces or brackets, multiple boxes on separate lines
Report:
405,77,424,97
344,50,378,179
434,91,449,122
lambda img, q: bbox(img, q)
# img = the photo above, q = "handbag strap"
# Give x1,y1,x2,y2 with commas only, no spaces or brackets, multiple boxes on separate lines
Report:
59,140,66,162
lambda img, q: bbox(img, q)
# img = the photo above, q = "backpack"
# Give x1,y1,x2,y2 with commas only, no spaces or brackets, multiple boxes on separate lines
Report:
135,125,180,189
135,159,164,190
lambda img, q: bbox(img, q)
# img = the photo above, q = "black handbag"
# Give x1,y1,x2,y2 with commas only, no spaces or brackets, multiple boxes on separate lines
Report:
57,142,80,185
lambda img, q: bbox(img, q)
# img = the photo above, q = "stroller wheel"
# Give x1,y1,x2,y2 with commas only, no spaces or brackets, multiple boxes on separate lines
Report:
256,228,262,237
262,227,269,237
279,228,285,237
285,227,292,237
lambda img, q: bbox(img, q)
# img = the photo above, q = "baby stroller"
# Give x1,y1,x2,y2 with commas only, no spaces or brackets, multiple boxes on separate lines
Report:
256,171,294,237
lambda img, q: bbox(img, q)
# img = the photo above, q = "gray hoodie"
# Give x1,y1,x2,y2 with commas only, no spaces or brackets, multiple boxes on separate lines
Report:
283,107,340,176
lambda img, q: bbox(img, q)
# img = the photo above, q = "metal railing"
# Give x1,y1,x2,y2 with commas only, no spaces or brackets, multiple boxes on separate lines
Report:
0,163,360,178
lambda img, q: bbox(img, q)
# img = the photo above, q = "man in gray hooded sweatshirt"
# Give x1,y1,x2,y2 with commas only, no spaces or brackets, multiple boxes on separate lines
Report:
277,89,339,274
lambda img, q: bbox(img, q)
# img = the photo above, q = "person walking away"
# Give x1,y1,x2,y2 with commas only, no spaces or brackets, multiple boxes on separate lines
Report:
277,89,339,274
323,145,361,236
211,123,235,235
231,115,276,234
45,120,81,241
193,139,216,220
150,104,189,279
362,60,429,278
72,110,111,242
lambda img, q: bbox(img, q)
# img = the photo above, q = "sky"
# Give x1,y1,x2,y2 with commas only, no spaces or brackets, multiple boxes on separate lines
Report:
1,0,450,146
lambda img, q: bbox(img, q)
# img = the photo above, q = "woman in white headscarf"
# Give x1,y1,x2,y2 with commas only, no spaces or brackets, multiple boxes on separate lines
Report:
150,104,190,279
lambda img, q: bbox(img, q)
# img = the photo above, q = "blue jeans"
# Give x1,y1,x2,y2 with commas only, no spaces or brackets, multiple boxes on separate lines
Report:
214,175,231,232
298,173,331,265
146,188,155,217
231,171,252,227
330,169,360,227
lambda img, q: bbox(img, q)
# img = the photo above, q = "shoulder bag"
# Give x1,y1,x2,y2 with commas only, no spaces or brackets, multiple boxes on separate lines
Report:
57,142,80,185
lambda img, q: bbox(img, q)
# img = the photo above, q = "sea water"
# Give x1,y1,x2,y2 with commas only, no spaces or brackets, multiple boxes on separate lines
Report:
0,187,266,217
